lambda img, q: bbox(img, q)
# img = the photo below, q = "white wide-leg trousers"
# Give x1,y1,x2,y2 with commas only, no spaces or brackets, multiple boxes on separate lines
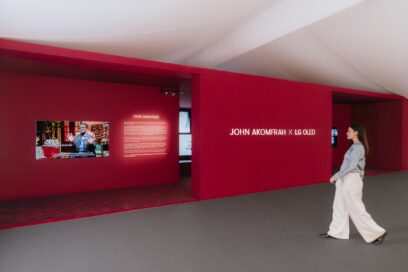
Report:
327,173,386,243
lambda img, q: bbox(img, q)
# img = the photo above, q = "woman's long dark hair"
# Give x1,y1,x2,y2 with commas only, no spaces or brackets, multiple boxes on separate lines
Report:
350,124,369,157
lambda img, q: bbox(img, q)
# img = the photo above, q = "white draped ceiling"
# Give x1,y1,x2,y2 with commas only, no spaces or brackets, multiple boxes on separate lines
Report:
1,0,407,97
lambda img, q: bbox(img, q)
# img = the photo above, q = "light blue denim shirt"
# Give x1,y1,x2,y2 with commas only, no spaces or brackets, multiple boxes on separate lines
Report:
333,143,365,181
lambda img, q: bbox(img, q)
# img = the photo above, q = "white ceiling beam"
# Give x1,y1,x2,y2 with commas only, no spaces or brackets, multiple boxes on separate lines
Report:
184,0,365,68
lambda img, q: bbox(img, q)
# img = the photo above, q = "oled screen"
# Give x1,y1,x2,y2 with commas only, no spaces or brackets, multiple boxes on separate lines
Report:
36,121,109,159
179,111,191,134
331,127,338,147
179,134,192,156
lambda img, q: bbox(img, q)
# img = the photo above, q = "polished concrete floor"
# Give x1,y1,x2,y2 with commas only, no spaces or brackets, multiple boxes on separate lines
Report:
0,171,407,272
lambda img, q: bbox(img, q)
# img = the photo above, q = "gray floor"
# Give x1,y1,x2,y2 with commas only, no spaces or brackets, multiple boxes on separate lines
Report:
1,172,407,272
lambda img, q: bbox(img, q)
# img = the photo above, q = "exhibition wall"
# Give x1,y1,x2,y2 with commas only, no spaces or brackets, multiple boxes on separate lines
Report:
1,39,408,201
193,71,332,199
352,100,404,170
0,72,179,200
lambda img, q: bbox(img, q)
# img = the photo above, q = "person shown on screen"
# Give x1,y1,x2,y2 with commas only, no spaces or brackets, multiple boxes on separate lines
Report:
68,123,96,153
319,124,387,245
35,136,45,160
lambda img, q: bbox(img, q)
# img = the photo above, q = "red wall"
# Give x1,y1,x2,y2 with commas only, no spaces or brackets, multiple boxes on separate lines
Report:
403,100,408,170
194,71,332,199
191,75,201,198
1,39,407,202
352,101,403,170
332,104,352,168
0,72,179,200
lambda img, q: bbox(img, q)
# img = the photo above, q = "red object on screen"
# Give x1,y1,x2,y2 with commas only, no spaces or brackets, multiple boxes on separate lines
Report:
42,146,59,158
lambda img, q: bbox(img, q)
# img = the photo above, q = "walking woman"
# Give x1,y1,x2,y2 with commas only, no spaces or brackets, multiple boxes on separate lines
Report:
320,124,387,245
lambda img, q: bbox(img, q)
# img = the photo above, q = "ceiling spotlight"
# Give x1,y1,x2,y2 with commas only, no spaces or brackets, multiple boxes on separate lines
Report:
160,89,180,96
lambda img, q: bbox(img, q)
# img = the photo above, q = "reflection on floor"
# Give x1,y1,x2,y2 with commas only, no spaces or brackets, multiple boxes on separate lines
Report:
0,177,194,230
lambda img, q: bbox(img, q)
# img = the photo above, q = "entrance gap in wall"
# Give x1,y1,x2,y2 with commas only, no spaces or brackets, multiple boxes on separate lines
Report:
179,78,192,191
0,48,199,230
332,91,402,177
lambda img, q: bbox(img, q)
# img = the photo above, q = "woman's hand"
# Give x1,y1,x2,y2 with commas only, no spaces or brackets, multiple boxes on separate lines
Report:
329,177,336,184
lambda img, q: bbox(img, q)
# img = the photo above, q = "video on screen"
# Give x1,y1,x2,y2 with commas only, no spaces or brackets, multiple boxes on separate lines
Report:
179,134,192,156
332,127,338,147
179,111,191,134
36,121,109,159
